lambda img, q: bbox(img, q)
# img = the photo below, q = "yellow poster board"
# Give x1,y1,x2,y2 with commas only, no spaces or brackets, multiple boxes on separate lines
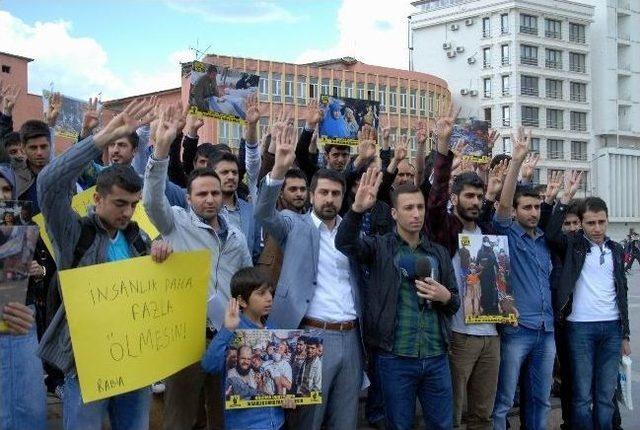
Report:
33,186,160,257
60,250,210,403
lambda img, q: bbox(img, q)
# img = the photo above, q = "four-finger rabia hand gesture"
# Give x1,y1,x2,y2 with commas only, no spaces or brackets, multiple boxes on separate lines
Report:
435,103,460,153
1,84,22,116
224,298,241,331
272,119,296,179
245,92,262,125
545,169,563,204
45,91,62,127
95,98,155,148
487,159,509,198
304,99,323,128
352,165,382,213
379,117,391,148
393,137,408,162
560,170,583,204
415,120,428,146
520,152,540,182
511,126,532,163
82,97,101,136
155,103,182,152
487,129,500,152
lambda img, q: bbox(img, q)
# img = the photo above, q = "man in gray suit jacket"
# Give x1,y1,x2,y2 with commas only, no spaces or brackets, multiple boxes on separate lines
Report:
254,121,363,430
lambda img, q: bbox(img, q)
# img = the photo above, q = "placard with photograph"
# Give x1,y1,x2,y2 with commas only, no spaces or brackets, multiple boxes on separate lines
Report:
318,95,379,147
458,234,517,324
42,90,86,139
225,329,323,409
186,61,260,124
0,200,33,226
446,119,491,164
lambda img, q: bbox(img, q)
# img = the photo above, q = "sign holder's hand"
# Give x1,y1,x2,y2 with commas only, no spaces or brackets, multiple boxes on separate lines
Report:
224,298,241,331
2,302,34,335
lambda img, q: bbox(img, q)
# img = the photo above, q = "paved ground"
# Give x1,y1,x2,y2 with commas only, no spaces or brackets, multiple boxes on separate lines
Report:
46,268,640,429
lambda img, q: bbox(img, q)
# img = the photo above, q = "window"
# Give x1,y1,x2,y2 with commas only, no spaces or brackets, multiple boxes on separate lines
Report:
569,53,586,73
520,14,538,35
546,79,562,99
410,93,416,109
502,105,511,126
369,89,376,101
321,83,330,96
521,75,539,96
218,123,241,147
545,18,562,39
532,168,541,184
571,140,588,161
521,105,539,127
546,109,564,129
357,85,365,100
501,44,510,65
272,78,281,96
259,77,269,95
545,48,563,69
285,80,294,97
428,92,436,117
569,23,586,43
1,65,10,73
482,17,491,37
530,137,540,154
570,82,587,102
400,93,407,109
520,45,538,66
296,80,306,99
389,91,397,108
570,111,587,131
483,47,492,68
484,78,492,98
484,107,492,122
502,136,512,154
547,139,564,159
419,94,426,112
332,85,340,97
309,82,318,98
502,75,510,95
378,88,386,106
345,85,354,98
501,13,509,34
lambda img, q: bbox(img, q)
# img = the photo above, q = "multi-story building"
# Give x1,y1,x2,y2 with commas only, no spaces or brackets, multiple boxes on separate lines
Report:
410,0,594,190
590,0,640,237
106,55,451,160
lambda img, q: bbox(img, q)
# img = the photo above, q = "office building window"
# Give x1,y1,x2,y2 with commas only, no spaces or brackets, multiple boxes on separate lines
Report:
571,140,588,161
545,18,562,39
502,75,510,95
483,17,491,37
547,139,564,159
546,79,562,99
530,137,540,154
569,23,586,43
501,13,509,34
502,105,511,126
545,48,563,69
569,52,586,73
521,75,539,96
520,45,538,66
501,44,510,65
521,105,539,127
483,47,492,68
570,111,587,131
546,109,564,129
570,82,587,102
520,14,538,35
484,78,492,98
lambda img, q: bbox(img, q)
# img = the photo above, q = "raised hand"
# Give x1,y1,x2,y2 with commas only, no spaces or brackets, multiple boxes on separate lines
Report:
487,129,500,152
415,120,428,147
224,298,241,331
379,117,391,149
1,84,22,116
486,158,509,200
81,97,101,136
304,99,324,129
94,98,155,149
560,170,583,204
185,112,205,138
352,165,382,213
45,91,62,127
154,103,183,157
271,118,296,180
545,169,563,204
520,152,540,182
511,126,532,163
435,103,460,155
245,92,262,125
393,136,408,163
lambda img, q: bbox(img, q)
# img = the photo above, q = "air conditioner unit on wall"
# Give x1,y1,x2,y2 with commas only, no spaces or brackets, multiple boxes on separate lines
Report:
456,46,465,53
460,88,470,95
469,90,479,96
450,24,459,31
467,57,476,64
465,18,474,26
447,51,457,58
443,42,452,50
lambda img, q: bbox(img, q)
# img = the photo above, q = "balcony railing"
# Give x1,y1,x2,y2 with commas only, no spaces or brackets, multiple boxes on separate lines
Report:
521,57,538,66
570,123,587,131
521,87,539,97
546,120,563,129
502,118,511,126
501,26,510,35
483,29,491,38
547,90,562,99
502,88,511,96
483,61,492,69
502,57,510,66
545,60,563,69
570,64,586,73
520,26,538,35
484,91,492,98
548,151,564,160
522,118,540,127
570,33,586,43
571,152,588,161
570,93,587,102
545,31,562,39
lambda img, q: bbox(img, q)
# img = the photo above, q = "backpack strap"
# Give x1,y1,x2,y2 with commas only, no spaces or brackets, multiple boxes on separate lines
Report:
72,218,97,268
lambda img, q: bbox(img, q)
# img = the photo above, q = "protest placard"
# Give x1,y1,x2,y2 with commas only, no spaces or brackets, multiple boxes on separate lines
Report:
444,119,492,164
0,200,33,226
186,60,260,124
60,250,210,403
458,234,517,324
0,225,39,332
225,329,323,409
42,90,86,139
33,186,159,258
318,94,379,147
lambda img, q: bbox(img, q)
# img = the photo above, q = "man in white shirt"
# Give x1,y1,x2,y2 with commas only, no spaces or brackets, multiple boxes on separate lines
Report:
254,121,363,429
546,184,631,430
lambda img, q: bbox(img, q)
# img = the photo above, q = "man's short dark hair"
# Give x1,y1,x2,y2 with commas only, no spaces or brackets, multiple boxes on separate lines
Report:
451,171,485,196
324,144,350,155
391,183,423,207
306,337,321,347
19,120,51,145
284,168,307,186
194,143,217,161
96,164,143,196
210,151,238,170
186,168,221,193
310,169,345,193
490,154,511,170
230,267,271,304
513,185,540,208
579,197,608,220
122,132,140,150
566,198,583,217
533,184,547,195
2,132,20,149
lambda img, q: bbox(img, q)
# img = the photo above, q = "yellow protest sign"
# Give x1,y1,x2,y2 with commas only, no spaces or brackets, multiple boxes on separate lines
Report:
33,186,160,258
60,250,210,403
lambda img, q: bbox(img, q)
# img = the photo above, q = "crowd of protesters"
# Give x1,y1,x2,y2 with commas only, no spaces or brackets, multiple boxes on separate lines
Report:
0,79,632,430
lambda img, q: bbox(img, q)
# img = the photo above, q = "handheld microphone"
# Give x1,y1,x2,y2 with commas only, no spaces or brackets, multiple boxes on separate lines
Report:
415,258,433,309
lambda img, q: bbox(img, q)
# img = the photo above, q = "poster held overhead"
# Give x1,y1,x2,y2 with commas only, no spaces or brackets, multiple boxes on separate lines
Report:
318,95,380,147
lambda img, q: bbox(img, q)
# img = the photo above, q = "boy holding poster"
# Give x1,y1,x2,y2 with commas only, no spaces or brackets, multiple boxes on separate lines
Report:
202,267,296,430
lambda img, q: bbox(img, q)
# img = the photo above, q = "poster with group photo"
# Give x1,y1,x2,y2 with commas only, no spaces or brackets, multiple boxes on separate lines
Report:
0,200,33,226
0,225,39,332
446,119,491,164
42,90,85,139
185,61,260,124
458,234,517,324
225,329,323,409
318,95,379,147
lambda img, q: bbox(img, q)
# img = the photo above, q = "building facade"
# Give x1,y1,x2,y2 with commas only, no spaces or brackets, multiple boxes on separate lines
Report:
410,0,594,190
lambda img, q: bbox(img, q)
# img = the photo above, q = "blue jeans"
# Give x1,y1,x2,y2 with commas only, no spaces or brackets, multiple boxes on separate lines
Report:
365,347,385,424
0,329,47,430
63,375,150,430
376,351,453,430
568,320,622,430
492,325,555,430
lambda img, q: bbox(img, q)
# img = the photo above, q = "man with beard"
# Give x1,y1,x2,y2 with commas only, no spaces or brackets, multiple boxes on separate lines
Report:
476,236,499,314
296,337,322,396
256,168,308,286
255,120,363,430
290,336,307,393
262,341,293,395
226,346,238,371
425,103,503,429
226,345,260,398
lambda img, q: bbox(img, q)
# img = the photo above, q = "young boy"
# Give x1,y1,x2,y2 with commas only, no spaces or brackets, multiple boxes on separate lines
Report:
201,267,295,430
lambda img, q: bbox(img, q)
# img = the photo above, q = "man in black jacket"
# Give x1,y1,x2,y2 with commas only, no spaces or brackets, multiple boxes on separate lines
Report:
546,174,631,430
336,168,459,430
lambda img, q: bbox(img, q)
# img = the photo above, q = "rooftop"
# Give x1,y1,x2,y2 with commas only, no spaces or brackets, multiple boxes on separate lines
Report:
0,51,34,62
